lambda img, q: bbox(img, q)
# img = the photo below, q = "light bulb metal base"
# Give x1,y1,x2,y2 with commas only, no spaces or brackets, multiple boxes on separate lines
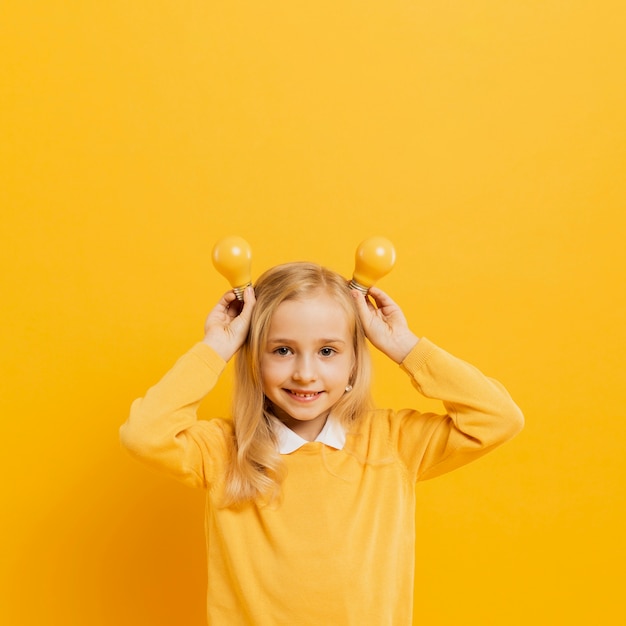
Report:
232,283,252,301
349,279,370,294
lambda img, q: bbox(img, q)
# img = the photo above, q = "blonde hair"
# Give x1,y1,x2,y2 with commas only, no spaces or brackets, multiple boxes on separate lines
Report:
223,262,372,506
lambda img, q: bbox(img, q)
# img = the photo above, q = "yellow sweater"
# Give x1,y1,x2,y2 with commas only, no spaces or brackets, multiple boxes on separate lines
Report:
120,338,523,625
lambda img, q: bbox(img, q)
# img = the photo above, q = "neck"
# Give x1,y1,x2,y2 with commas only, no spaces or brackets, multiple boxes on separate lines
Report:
274,410,330,442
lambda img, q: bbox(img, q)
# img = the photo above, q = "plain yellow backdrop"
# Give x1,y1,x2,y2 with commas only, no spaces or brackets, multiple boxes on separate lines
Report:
2,2,625,624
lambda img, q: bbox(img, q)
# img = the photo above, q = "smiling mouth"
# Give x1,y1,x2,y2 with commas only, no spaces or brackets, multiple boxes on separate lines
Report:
285,390,323,400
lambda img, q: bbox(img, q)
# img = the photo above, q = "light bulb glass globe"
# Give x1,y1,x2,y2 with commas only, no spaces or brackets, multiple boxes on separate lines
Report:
350,236,396,293
212,236,252,300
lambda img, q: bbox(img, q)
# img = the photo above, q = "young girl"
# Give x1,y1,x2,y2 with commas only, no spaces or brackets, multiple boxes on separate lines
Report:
120,262,523,625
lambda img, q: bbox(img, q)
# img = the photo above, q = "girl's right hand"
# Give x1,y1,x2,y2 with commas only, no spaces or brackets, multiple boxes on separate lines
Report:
202,286,256,362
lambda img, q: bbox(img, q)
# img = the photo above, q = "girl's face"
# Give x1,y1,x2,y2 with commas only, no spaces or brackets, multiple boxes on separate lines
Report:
260,292,355,441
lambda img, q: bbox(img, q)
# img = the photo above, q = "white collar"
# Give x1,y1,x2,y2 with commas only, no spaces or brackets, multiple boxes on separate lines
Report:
275,415,346,455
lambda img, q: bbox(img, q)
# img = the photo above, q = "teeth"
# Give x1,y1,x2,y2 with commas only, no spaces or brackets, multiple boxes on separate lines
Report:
291,391,319,398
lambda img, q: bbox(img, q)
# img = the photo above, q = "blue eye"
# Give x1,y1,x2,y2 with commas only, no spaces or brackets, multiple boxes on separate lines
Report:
275,347,291,356
320,347,335,357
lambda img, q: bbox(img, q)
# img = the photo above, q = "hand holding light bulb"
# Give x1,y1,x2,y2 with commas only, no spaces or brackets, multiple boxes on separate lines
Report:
212,236,252,301
349,236,396,294
349,237,418,363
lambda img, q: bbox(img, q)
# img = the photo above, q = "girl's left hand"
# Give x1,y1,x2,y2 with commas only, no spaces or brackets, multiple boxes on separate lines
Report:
352,286,419,364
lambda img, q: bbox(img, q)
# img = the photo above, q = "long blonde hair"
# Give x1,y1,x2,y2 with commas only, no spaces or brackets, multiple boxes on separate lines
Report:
223,262,372,506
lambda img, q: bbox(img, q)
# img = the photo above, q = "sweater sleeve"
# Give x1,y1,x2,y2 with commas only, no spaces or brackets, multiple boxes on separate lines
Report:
393,338,524,481
119,342,231,488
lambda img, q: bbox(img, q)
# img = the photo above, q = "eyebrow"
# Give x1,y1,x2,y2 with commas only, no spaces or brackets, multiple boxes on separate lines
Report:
266,338,347,345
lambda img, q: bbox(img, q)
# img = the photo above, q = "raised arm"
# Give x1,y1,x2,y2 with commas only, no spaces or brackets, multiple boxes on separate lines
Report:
397,339,524,480
119,287,256,486
352,287,523,480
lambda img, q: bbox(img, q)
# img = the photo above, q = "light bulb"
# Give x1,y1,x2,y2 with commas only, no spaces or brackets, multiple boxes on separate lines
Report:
349,236,396,294
212,236,252,300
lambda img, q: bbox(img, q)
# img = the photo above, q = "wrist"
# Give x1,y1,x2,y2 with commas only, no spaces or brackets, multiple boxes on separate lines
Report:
202,336,234,363
389,333,420,364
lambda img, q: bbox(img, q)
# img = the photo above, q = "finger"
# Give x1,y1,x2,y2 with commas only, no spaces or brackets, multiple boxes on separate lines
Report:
240,286,256,316
351,288,375,320
217,290,239,310
243,285,256,304
229,286,256,326
367,286,397,308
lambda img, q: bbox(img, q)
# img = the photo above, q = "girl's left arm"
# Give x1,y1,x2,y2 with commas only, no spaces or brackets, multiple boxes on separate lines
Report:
353,287,524,479
396,338,524,480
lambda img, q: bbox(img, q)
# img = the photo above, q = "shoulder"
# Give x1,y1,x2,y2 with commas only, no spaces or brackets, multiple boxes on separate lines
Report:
190,417,234,447
184,417,235,474
345,408,417,458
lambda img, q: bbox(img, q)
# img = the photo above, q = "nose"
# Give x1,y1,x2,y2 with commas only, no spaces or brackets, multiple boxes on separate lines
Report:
292,354,317,382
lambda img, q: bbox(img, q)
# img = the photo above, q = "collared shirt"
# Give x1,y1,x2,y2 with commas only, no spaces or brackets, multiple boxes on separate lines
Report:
275,415,347,454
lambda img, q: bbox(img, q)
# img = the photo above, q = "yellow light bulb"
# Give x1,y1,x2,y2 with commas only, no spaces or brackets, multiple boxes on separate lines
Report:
211,236,252,300
350,236,396,293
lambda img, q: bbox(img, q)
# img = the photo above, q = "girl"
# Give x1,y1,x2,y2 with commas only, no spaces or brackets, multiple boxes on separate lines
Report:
120,262,523,625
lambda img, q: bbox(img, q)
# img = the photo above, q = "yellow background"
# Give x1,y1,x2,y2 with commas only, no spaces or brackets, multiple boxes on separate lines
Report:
2,2,624,624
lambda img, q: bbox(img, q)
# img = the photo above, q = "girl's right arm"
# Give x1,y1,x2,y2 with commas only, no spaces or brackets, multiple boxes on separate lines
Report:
119,288,255,486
